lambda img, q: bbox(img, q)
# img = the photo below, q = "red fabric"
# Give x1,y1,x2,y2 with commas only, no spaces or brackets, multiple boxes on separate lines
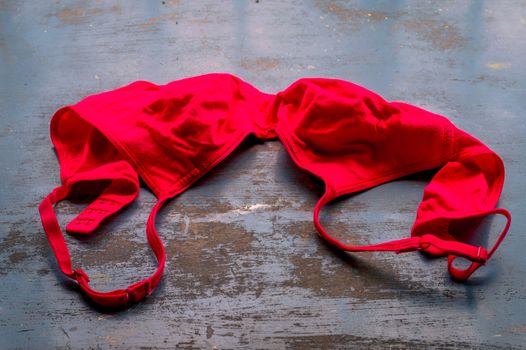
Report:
38,73,511,308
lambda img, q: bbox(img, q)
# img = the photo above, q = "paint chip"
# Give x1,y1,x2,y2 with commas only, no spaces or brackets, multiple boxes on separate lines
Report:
486,62,510,70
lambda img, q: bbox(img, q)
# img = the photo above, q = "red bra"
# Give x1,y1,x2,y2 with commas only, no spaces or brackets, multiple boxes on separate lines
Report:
39,73,511,308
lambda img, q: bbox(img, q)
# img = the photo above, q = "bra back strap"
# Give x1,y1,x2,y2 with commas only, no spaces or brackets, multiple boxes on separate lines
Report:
313,191,510,280
447,208,511,280
38,186,167,308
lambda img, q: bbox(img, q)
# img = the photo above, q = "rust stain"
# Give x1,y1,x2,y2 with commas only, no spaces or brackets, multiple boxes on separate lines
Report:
0,220,48,274
206,325,214,339
451,74,518,89
53,7,86,24
136,12,179,30
165,221,256,298
477,74,518,88
282,221,368,298
8,251,29,264
161,0,180,6
316,0,401,23
0,1,17,11
283,219,367,242
0,223,31,274
285,248,452,301
510,325,526,334
48,4,121,25
170,200,236,219
282,220,453,300
187,17,212,25
72,233,147,268
37,268,50,276
239,57,282,71
278,334,493,349
0,126,14,138
402,18,466,50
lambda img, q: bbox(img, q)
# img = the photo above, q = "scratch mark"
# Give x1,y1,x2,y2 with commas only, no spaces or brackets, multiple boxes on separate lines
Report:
60,326,70,339
230,203,272,215
183,214,190,235
17,329,34,333
206,325,214,339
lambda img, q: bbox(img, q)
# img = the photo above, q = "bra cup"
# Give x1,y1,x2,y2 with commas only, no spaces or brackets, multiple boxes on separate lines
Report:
412,129,504,230
278,78,449,188
168,97,239,150
144,94,194,121
140,95,238,159
52,109,125,179
281,79,382,155
294,98,381,156
74,74,273,196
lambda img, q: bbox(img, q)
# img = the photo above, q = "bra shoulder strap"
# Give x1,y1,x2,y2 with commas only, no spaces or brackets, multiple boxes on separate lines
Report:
313,189,510,280
39,185,167,308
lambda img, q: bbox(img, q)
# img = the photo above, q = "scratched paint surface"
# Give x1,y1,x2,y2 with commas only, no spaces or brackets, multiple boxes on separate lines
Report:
1,0,525,349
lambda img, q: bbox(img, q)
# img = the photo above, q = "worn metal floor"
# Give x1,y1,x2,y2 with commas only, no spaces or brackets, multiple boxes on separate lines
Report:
1,1,525,349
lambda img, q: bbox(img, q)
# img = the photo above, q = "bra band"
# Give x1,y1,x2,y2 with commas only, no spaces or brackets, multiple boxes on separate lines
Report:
38,185,167,308
314,190,511,280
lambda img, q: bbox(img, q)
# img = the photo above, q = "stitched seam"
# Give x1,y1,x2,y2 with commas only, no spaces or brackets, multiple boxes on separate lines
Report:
71,106,251,199
276,122,451,196
275,123,320,183
334,159,447,196
163,130,251,198
276,121,502,243
69,106,162,195
103,134,161,194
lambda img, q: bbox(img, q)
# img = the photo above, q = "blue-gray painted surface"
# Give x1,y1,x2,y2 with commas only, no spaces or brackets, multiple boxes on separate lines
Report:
1,1,525,348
